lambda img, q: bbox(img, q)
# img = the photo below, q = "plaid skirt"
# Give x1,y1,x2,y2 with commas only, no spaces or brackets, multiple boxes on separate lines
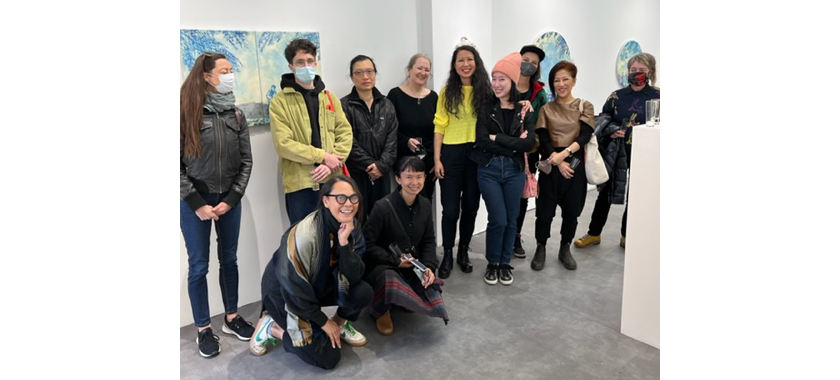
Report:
370,268,448,324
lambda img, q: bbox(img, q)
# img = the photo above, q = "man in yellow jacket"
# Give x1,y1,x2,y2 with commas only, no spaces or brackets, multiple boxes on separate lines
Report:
270,39,353,225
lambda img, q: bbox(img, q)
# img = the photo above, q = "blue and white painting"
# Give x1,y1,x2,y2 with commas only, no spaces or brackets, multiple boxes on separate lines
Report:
616,41,643,87
256,31,321,125
180,29,321,125
534,31,571,102
180,30,263,125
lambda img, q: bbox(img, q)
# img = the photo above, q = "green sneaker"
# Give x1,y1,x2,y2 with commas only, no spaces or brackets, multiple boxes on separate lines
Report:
249,314,278,356
339,320,367,346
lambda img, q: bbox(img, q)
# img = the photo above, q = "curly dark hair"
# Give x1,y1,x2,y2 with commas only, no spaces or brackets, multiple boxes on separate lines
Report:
443,46,492,117
284,39,318,64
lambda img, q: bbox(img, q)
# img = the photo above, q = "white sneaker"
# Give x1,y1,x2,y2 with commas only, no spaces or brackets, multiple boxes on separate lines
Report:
339,320,367,346
249,314,277,356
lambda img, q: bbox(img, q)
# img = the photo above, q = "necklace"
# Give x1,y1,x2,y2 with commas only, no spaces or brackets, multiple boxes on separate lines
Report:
403,84,425,105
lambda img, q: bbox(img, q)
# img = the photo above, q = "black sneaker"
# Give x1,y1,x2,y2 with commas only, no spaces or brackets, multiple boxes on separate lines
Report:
196,328,221,358
484,263,499,285
499,264,514,285
222,315,255,341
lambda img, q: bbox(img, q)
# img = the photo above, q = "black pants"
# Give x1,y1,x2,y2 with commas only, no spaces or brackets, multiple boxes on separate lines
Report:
588,146,631,237
438,143,481,249
350,170,391,220
535,151,588,245
516,151,540,234
262,281,373,370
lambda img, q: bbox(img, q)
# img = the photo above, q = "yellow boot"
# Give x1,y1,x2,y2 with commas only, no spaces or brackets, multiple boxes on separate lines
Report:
574,234,601,248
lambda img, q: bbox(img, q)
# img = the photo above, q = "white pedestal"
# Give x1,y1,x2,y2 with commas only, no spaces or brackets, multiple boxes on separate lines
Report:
620,126,660,348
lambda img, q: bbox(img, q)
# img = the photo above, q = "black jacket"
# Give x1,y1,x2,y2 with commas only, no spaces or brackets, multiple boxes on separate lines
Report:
180,107,252,211
594,113,627,204
362,190,437,282
471,99,536,171
340,87,398,174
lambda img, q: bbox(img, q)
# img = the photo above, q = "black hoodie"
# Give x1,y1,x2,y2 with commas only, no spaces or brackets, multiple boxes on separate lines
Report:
280,73,326,149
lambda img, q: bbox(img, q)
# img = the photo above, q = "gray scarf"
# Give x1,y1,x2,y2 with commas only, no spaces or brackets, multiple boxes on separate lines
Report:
204,91,236,113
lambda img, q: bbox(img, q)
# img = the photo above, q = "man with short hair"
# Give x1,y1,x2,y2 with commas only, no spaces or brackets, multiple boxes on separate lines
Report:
269,38,353,225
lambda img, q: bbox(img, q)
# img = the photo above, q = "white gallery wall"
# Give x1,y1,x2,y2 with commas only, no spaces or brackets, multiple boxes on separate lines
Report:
179,0,421,328
180,0,660,327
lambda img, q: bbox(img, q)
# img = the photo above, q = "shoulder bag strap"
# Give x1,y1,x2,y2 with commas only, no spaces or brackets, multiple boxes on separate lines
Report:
384,198,414,253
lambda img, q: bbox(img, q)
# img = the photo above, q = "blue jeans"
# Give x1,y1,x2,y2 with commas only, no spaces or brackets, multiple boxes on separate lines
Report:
285,188,320,226
181,192,242,328
477,156,525,265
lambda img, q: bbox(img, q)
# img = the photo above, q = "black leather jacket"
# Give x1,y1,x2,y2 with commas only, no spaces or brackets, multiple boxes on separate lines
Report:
180,107,252,211
340,87,398,174
471,99,536,172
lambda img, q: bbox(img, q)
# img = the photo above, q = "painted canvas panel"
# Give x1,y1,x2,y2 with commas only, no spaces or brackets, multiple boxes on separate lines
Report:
534,31,571,101
616,41,643,87
180,30,264,125
255,32,321,125
179,29,321,126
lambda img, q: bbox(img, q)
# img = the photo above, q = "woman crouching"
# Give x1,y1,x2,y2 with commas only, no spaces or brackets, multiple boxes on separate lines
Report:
363,156,448,335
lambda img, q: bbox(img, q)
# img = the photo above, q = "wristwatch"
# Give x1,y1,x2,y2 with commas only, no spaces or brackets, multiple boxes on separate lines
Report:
565,147,573,156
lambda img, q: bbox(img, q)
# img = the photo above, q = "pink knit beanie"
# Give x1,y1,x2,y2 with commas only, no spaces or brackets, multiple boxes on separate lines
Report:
492,52,522,83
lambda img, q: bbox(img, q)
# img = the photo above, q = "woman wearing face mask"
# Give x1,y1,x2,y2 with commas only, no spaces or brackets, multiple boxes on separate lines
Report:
180,52,254,358
363,156,448,335
472,52,536,285
531,61,595,272
433,39,494,279
513,45,549,259
250,176,372,370
574,53,660,250
341,55,398,219
387,54,438,201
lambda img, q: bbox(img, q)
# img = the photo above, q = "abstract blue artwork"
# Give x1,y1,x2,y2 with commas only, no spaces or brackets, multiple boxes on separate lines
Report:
180,29,321,125
616,41,643,87
534,31,571,101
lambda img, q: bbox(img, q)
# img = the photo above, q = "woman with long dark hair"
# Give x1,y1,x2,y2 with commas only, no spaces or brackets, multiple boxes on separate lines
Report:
388,54,438,201
250,175,372,370
574,53,660,250
341,55,398,219
180,52,254,358
472,52,536,285
432,39,493,279
531,61,595,272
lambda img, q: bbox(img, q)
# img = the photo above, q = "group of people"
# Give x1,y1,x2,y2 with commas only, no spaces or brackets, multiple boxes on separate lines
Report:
180,37,660,369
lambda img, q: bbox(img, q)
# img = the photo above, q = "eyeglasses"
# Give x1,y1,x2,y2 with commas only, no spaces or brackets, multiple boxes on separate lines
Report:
326,194,360,205
353,69,376,78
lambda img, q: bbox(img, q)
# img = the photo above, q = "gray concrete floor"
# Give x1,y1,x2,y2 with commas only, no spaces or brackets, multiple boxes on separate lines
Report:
180,190,659,379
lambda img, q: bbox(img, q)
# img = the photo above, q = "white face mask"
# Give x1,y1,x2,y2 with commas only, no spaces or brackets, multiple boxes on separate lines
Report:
212,73,235,93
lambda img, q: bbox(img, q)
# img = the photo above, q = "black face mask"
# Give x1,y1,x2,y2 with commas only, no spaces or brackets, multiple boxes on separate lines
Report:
628,72,647,86
520,61,537,77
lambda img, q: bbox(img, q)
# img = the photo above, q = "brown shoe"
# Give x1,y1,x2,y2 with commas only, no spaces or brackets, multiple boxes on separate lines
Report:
376,310,394,335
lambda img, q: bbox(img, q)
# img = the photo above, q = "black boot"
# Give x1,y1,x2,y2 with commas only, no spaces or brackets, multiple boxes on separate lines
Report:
531,243,546,271
558,243,577,270
438,248,453,279
457,244,473,273
513,234,526,258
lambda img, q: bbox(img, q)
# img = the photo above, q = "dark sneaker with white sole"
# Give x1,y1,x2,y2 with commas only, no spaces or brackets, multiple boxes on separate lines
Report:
197,328,221,358
484,263,499,285
222,315,255,341
499,264,514,285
